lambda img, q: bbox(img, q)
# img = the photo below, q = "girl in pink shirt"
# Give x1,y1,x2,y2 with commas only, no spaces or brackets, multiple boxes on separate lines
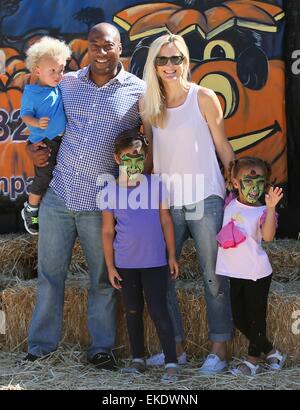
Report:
216,157,286,376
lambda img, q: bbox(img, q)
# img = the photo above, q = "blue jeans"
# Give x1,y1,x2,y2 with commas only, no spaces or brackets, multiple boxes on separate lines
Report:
169,195,233,342
28,188,117,358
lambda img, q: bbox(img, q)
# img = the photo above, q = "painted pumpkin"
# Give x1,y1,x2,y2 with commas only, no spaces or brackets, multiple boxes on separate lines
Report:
0,83,33,187
0,141,34,181
192,59,286,183
113,0,286,183
68,38,89,71
5,57,27,79
2,47,20,61
0,87,22,113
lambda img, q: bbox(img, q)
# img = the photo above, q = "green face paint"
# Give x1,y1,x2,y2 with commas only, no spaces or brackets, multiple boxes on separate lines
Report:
120,153,145,180
240,174,266,204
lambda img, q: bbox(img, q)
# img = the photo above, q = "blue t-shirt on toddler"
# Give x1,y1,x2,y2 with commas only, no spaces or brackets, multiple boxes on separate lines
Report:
101,174,168,269
20,84,66,143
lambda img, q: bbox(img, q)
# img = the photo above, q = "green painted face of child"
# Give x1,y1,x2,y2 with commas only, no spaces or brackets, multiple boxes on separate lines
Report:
120,153,145,180
240,174,266,204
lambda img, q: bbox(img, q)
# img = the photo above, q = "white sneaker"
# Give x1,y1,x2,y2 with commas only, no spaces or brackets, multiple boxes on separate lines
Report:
146,352,188,366
146,352,165,366
198,354,227,375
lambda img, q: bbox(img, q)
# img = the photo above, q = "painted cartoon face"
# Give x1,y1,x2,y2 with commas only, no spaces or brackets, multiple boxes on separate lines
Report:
238,168,266,204
120,153,145,180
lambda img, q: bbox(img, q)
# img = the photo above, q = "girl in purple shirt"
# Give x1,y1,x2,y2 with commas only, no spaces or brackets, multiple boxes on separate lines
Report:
101,128,180,382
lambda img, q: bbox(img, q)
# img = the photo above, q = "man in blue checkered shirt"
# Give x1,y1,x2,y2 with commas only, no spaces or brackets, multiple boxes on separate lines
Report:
24,23,150,370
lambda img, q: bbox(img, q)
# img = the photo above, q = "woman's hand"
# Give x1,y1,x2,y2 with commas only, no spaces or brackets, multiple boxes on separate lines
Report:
169,257,179,280
108,267,123,290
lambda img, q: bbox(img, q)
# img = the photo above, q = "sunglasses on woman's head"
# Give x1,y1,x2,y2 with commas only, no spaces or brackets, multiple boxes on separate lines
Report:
155,55,184,66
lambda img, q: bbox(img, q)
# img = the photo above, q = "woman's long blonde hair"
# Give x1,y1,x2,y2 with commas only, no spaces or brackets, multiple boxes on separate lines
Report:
143,34,190,128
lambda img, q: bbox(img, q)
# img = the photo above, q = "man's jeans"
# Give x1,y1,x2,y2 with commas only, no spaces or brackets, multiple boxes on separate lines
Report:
28,188,117,358
168,195,233,342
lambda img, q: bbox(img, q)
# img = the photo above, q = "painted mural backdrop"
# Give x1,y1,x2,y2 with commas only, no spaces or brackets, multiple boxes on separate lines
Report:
0,0,286,207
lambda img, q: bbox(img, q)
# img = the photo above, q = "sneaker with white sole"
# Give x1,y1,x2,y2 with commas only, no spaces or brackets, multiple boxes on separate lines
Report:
146,352,187,367
198,354,227,375
21,202,39,235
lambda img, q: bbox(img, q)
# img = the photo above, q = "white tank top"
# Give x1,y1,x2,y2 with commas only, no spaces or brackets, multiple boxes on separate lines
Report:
153,83,225,206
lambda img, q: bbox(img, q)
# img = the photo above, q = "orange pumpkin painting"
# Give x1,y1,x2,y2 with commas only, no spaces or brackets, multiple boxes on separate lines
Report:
0,0,287,203
114,0,287,184
0,89,33,190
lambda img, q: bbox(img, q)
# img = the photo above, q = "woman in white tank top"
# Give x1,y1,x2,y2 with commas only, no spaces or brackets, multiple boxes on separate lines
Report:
141,34,235,374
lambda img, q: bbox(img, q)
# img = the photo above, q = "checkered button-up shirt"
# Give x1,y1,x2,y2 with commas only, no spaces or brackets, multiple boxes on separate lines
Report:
50,65,146,211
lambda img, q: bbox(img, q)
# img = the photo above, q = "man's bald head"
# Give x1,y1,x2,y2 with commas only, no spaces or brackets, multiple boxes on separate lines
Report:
88,23,121,43
87,22,122,83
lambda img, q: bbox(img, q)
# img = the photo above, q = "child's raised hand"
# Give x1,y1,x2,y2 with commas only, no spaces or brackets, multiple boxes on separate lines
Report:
108,268,122,290
38,117,49,129
265,186,283,208
169,257,179,280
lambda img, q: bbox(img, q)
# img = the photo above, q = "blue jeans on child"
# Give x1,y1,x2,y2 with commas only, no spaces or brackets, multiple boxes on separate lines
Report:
28,188,117,358
168,195,233,343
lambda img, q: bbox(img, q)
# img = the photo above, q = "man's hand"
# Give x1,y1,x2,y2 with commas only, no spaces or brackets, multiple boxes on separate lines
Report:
38,117,50,129
26,142,51,167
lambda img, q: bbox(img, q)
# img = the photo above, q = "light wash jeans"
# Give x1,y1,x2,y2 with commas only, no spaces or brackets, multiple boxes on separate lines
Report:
28,188,117,358
169,195,233,342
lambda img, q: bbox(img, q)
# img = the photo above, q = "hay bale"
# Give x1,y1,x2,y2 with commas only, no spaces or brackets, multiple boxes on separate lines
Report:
0,235,37,280
263,240,300,281
64,239,300,282
0,235,88,280
1,235,300,282
0,279,130,355
1,279,300,363
179,239,300,282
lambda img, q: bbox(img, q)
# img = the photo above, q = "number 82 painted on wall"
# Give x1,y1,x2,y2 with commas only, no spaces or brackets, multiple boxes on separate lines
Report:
0,108,28,143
